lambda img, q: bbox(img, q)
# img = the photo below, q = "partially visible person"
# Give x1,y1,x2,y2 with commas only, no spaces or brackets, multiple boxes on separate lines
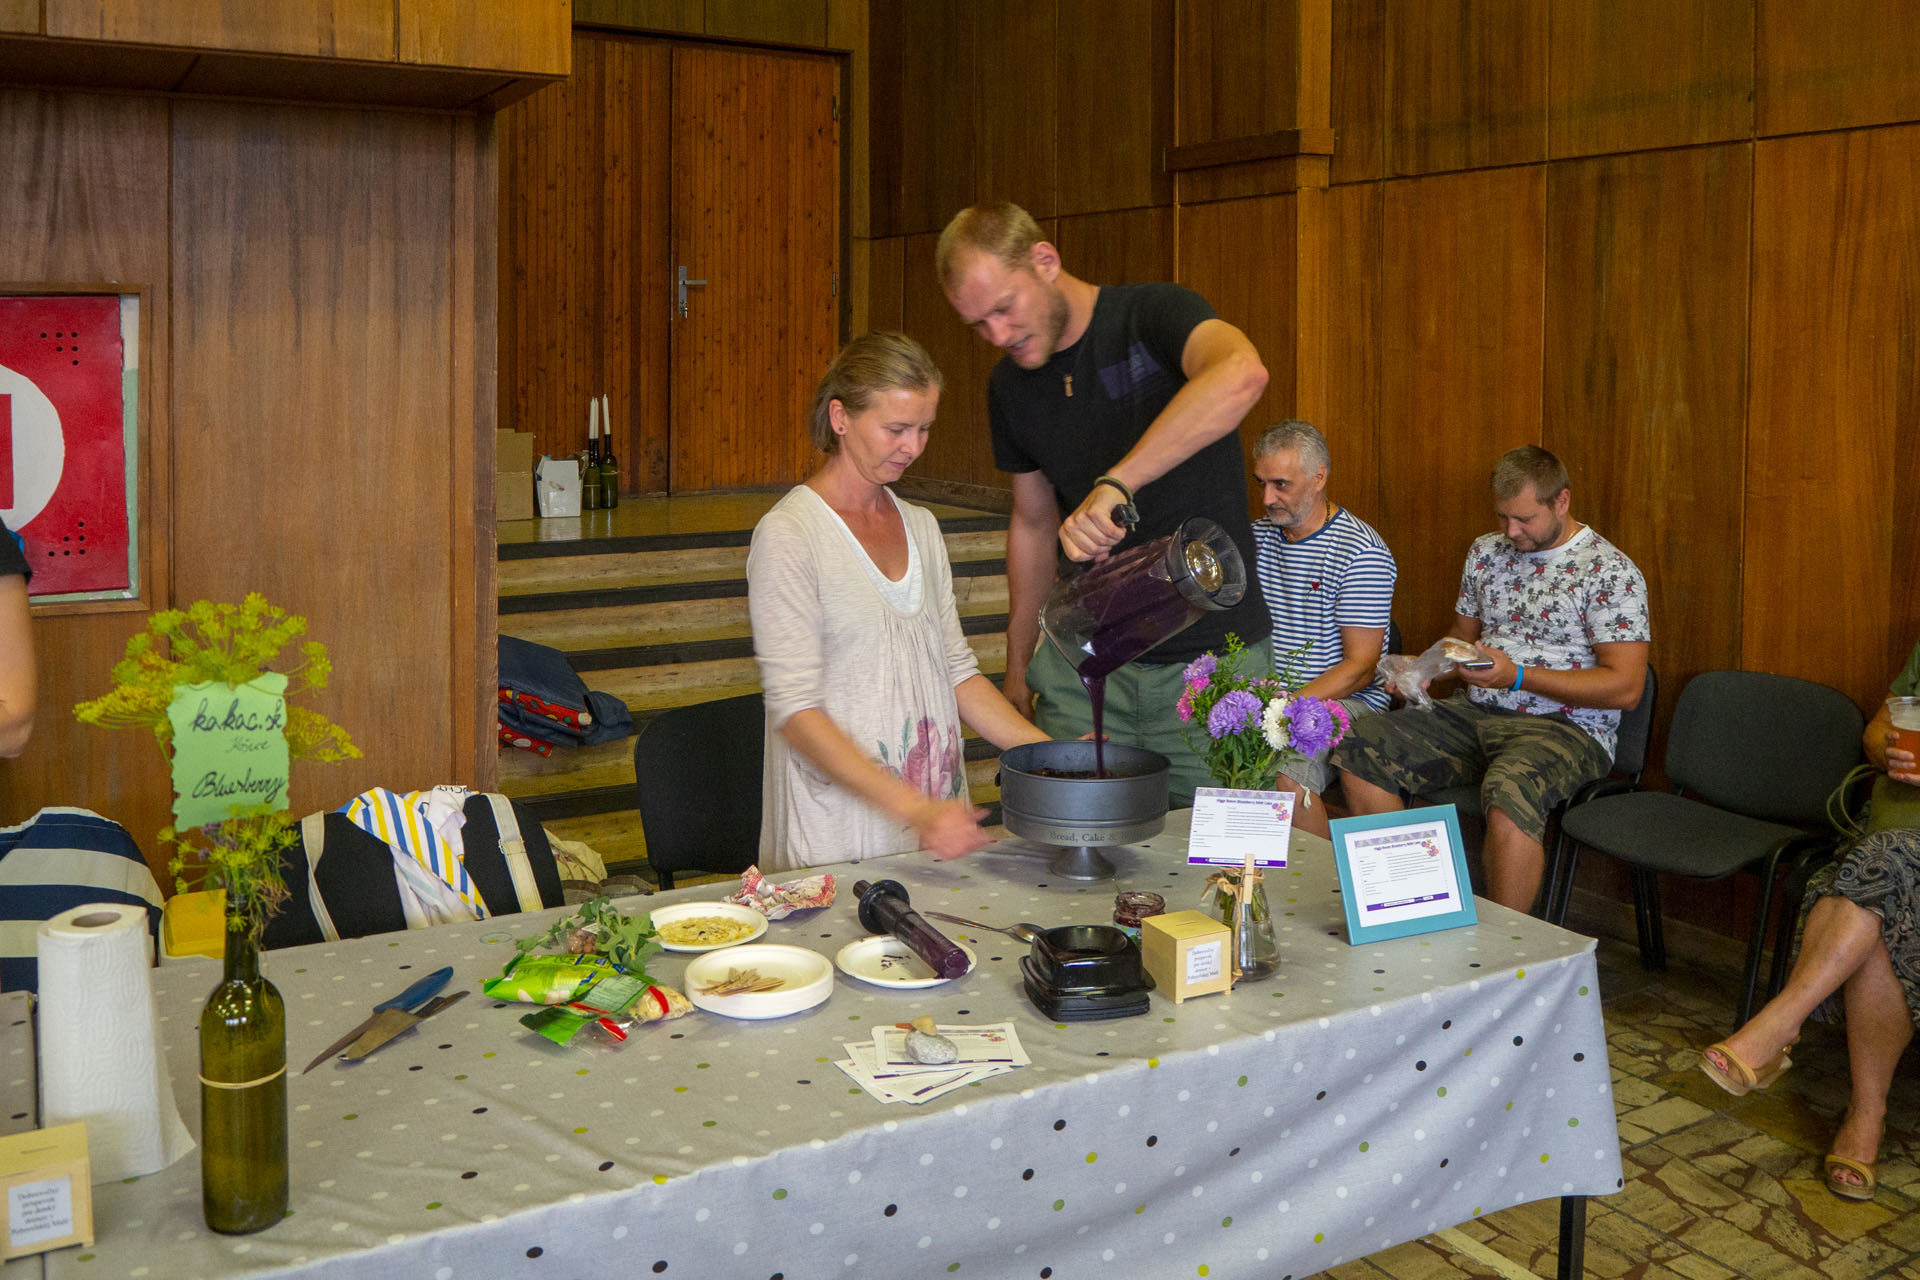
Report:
748,332,1049,870
1249,420,1395,837
0,517,34,756
1698,638,1920,1202
1331,446,1650,911
937,200,1271,805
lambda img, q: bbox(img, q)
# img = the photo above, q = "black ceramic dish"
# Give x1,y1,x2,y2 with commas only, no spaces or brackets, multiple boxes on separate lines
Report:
1018,924,1153,1021
1021,959,1152,1021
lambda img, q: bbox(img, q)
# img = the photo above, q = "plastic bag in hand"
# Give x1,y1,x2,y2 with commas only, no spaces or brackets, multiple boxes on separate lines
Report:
1376,639,1466,711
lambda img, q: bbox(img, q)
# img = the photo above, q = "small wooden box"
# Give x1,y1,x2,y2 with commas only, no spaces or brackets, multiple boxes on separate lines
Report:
1,1123,92,1262
1140,910,1231,1002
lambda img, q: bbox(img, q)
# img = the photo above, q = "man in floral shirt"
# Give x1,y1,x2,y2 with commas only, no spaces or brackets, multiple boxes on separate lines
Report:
1331,446,1651,913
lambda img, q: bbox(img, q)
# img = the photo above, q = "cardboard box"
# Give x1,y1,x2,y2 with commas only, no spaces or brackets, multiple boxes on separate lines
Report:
1,1123,92,1262
1140,910,1232,1003
497,471,535,522
496,429,534,476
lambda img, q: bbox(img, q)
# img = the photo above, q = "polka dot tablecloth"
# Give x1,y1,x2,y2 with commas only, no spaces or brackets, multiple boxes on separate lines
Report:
19,812,1623,1279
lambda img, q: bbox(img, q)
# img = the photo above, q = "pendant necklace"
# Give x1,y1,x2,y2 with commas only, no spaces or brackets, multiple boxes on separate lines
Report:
1064,373,1073,397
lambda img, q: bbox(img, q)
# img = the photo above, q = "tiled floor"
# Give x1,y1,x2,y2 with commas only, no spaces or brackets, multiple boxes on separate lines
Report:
1313,932,1920,1280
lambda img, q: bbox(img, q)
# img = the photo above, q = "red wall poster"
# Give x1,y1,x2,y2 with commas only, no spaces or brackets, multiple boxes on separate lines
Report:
0,294,134,597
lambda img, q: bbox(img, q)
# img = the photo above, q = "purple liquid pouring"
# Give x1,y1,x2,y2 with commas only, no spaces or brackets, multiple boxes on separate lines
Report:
1059,543,1207,777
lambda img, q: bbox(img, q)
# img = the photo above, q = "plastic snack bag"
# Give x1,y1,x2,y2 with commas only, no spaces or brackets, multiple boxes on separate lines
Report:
1376,639,1477,711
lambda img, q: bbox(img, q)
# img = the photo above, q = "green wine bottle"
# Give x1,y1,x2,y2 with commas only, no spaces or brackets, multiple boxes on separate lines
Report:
200,928,289,1234
598,429,620,510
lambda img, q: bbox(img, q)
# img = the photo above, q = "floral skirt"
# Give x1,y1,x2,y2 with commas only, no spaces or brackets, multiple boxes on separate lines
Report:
1799,827,1920,1030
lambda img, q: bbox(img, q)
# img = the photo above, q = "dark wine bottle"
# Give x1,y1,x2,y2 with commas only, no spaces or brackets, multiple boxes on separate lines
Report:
582,403,604,511
598,393,620,510
200,928,289,1234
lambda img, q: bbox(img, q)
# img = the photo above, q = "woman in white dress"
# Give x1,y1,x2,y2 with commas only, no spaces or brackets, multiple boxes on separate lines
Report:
748,332,1049,870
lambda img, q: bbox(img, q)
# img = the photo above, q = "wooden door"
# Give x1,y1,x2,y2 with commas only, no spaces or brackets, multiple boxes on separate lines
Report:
669,44,839,491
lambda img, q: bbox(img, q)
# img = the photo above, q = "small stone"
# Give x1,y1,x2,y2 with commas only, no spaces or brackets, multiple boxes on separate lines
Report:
905,1030,958,1065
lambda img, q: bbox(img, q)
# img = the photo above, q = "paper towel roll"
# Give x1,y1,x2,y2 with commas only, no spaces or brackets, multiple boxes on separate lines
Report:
37,902,195,1182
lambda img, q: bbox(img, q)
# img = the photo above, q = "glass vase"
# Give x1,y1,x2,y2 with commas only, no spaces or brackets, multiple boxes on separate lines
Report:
200,925,289,1234
1211,873,1279,981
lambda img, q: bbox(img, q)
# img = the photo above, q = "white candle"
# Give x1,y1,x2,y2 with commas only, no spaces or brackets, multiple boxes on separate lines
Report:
589,396,599,441
602,393,611,435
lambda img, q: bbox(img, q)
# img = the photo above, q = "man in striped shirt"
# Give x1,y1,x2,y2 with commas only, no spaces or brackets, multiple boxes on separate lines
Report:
1250,420,1397,837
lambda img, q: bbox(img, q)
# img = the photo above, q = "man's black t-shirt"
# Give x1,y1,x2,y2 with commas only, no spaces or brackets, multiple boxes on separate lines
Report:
986,282,1268,664
0,518,30,583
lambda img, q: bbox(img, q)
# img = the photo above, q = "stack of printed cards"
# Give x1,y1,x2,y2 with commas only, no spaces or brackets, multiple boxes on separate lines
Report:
835,1022,1029,1105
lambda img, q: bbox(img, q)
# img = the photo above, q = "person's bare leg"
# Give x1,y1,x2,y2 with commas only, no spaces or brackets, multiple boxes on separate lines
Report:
1276,775,1330,839
1827,934,1913,1189
1709,896,1886,1078
1338,770,1402,817
1483,806,1544,913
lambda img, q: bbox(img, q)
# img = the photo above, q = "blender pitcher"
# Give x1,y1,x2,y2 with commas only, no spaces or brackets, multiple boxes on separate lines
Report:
1040,517,1246,678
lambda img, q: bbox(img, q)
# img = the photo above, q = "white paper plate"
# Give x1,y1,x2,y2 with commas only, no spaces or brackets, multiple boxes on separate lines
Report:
683,944,834,1019
834,935,976,988
650,901,768,953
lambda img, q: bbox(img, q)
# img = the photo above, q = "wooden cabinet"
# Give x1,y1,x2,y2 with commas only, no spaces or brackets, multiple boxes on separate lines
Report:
8,0,569,109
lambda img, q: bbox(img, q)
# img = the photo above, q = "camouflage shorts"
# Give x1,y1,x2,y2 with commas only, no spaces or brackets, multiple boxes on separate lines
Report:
1329,692,1610,842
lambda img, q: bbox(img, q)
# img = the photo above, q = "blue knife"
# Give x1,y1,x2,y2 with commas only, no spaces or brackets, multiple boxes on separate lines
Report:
300,966,453,1073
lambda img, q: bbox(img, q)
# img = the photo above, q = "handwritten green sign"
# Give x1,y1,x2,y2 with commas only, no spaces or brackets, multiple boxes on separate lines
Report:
166,674,291,830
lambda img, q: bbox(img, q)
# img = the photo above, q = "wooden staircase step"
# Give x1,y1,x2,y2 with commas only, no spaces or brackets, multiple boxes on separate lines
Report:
501,575,1008,653
501,512,1006,562
499,528,1005,599
500,491,1002,552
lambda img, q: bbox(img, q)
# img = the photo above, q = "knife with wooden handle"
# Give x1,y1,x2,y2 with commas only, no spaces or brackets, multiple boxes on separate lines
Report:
341,989,470,1061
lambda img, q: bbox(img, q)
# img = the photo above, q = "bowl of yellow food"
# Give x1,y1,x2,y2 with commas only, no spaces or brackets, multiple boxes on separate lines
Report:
650,901,768,952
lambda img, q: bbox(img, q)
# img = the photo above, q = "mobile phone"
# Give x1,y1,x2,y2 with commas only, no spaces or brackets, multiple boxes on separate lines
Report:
1458,659,1496,671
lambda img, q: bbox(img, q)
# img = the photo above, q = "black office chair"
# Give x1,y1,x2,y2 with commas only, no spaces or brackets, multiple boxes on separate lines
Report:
1555,670,1863,1025
1422,665,1658,921
633,693,765,890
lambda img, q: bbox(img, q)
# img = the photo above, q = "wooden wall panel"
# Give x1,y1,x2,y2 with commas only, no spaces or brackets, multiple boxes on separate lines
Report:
975,0,1056,220
901,229,1000,492
1385,0,1546,176
1545,144,1750,743
1378,165,1544,644
866,0,973,238
0,1,36,33
0,90,176,867
1056,0,1173,216
572,0,702,33
1747,127,1920,705
1548,0,1750,159
1757,0,1920,137
399,0,570,75
171,101,459,806
453,110,497,793
47,0,394,61
1330,0,1385,184
704,0,827,47
854,234,905,336
1315,179,1383,524
1054,206,1175,287
1178,194,1301,480
1178,0,1309,143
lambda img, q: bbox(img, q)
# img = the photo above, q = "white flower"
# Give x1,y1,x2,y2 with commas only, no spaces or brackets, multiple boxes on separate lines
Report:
1261,697,1291,751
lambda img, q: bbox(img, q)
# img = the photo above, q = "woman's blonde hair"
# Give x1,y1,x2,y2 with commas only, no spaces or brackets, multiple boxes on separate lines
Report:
809,331,944,453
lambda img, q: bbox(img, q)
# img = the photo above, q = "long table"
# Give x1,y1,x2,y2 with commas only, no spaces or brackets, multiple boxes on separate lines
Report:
13,812,1622,1278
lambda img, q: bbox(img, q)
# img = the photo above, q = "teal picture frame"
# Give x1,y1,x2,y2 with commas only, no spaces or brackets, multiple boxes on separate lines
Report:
1328,805,1478,944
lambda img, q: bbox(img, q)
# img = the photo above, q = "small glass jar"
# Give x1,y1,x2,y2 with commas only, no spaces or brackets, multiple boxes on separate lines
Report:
1209,873,1279,981
1112,891,1165,943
